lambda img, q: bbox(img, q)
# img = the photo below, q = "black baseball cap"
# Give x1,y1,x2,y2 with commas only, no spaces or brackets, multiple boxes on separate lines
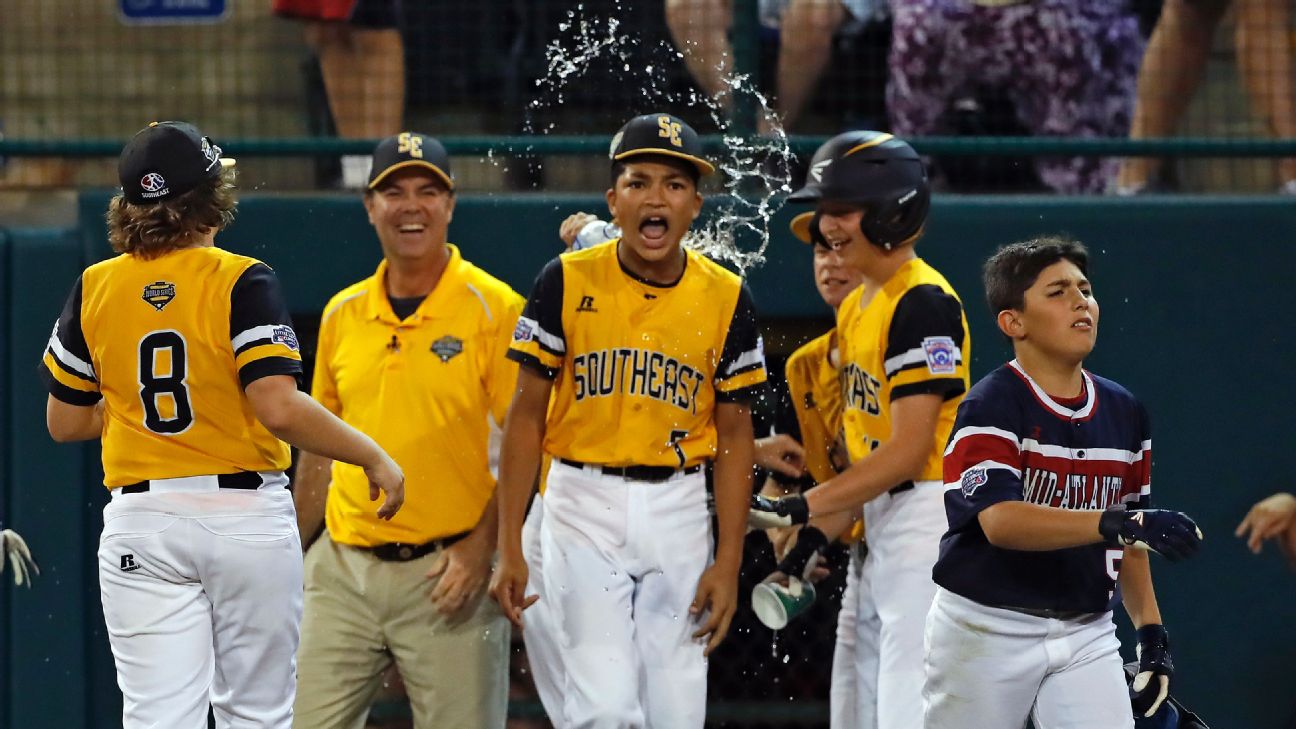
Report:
118,121,235,205
609,113,715,177
368,132,454,191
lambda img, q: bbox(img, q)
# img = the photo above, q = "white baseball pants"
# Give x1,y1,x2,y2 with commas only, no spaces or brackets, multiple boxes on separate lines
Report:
540,461,712,729
836,481,946,729
521,495,568,727
98,485,302,729
830,542,878,729
923,588,1134,729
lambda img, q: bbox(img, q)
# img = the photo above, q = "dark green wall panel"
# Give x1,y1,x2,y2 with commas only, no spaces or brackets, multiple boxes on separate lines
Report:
1,193,1280,729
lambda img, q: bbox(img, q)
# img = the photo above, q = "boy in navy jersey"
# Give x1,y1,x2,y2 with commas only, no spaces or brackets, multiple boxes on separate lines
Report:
923,237,1203,729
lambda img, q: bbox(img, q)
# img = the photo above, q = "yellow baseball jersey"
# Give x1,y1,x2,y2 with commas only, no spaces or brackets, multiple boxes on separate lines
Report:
783,329,848,486
508,243,767,468
837,257,970,482
39,246,303,488
314,246,524,546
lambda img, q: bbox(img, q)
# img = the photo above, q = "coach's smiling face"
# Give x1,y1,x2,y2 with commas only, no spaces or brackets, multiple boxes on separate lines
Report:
364,168,456,264
607,158,702,279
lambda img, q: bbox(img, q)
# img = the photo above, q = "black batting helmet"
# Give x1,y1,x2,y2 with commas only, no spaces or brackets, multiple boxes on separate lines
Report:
787,131,930,251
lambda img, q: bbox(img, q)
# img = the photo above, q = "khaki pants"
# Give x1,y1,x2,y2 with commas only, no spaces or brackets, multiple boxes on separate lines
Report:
293,534,509,729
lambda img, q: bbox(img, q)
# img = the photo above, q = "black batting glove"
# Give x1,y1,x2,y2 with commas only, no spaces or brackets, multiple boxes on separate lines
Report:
775,526,829,582
748,493,810,530
1130,624,1173,717
1098,507,1204,561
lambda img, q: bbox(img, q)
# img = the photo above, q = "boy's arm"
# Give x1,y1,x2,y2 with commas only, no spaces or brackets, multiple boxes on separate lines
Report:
488,366,552,627
977,502,1106,551
245,375,404,520
293,452,332,549
803,392,943,516
691,400,753,656
1119,548,1162,628
1121,548,1175,718
46,397,103,442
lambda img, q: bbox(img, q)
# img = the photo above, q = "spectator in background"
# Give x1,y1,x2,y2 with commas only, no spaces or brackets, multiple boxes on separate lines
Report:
1236,492,1296,567
273,0,405,188
1115,0,1295,195
665,0,889,134
887,0,1145,194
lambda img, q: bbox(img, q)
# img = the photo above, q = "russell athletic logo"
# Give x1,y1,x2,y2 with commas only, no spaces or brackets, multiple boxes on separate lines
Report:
120,554,141,572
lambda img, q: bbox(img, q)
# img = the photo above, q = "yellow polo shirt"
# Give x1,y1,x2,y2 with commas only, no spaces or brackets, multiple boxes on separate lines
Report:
313,245,524,546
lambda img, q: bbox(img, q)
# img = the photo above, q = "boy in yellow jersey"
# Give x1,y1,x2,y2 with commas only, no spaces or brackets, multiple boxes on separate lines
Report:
490,113,766,728
38,121,404,729
750,131,970,729
761,199,869,728
291,133,523,729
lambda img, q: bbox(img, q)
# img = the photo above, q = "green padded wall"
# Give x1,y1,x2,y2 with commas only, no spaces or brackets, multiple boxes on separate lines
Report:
0,194,1286,728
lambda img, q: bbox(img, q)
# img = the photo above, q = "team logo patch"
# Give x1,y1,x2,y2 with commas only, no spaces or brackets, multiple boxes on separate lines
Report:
961,467,988,497
809,158,831,183
271,325,300,351
141,281,176,311
200,137,222,170
513,319,534,343
431,335,464,363
139,172,169,198
922,336,957,375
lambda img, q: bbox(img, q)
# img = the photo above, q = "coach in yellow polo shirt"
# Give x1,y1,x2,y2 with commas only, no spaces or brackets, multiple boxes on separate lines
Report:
293,132,523,729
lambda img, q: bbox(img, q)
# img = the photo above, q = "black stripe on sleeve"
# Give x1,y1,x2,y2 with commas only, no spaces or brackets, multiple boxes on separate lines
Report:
892,379,966,402
884,284,965,366
48,346,98,383
38,363,102,405
507,349,559,380
716,383,764,404
238,357,305,388
230,263,296,346
522,257,566,353
50,275,95,376
716,283,763,379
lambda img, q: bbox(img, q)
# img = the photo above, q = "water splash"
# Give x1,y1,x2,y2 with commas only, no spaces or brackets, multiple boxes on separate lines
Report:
505,1,796,272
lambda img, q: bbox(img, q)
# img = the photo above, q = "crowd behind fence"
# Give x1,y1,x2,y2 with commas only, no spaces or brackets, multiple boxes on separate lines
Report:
0,0,1293,194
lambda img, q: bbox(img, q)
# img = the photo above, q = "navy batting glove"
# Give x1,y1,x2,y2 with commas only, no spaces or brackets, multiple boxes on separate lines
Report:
775,526,829,582
1130,624,1173,717
748,493,810,530
1098,508,1204,561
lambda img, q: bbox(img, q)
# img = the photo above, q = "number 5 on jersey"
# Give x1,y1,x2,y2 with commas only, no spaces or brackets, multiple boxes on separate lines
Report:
139,330,194,434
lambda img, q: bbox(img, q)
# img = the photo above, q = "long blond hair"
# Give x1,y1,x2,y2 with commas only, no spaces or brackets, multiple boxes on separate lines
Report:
106,165,237,258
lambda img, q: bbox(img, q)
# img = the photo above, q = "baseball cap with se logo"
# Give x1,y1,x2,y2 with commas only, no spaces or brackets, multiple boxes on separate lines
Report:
368,132,454,191
118,121,235,205
609,113,715,177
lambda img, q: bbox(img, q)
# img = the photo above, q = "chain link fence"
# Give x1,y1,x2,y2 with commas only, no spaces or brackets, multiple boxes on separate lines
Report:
1,0,1293,194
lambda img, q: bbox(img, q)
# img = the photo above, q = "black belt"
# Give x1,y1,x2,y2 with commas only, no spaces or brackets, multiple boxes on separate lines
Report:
120,471,264,494
997,604,1092,620
358,531,470,562
888,480,914,496
559,458,702,482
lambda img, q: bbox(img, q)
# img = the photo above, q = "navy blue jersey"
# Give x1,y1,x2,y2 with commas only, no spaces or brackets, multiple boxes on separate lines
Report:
932,361,1151,613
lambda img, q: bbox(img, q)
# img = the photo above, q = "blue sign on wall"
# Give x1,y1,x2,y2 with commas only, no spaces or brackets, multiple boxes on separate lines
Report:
118,0,227,24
